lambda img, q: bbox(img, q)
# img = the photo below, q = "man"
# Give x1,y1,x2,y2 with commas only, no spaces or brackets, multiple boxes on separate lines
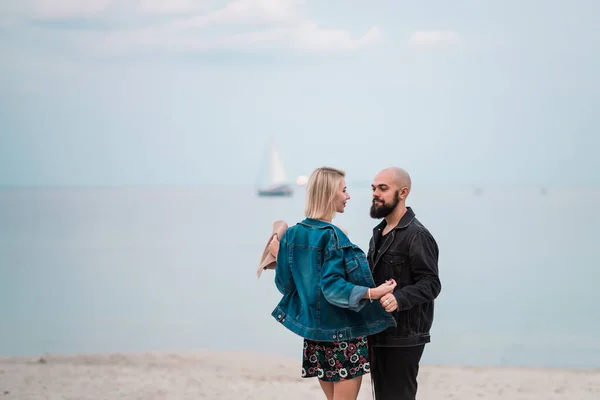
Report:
367,167,441,400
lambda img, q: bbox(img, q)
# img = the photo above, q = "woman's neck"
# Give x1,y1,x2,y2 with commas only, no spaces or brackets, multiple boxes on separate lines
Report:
316,214,334,223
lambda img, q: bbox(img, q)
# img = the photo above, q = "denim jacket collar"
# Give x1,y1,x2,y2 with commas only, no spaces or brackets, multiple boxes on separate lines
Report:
298,218,353,248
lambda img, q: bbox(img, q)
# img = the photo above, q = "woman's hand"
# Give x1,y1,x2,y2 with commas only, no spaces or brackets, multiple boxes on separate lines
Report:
370,279,397,299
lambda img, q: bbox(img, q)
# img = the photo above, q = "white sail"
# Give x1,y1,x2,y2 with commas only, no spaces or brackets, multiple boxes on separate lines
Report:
257,138,293,196
269,141,286,186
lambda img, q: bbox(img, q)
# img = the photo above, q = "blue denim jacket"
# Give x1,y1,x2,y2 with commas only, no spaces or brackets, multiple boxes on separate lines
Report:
271,218,397,342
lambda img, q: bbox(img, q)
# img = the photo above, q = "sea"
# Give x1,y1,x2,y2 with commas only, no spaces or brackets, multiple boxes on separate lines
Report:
1,185,599,369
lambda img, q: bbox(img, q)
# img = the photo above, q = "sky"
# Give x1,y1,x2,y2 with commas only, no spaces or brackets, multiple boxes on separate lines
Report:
0,0,598,187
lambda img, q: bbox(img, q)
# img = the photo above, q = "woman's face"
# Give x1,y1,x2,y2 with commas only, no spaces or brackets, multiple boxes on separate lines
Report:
334,178,351,213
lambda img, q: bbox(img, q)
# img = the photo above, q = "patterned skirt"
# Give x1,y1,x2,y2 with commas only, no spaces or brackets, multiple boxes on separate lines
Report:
301,336,370,382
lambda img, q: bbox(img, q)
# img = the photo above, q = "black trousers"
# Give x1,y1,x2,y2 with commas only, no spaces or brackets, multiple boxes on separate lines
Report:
370,344,425,400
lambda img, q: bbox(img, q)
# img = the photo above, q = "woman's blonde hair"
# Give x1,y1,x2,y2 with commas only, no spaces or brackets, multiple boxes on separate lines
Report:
304,166,345,221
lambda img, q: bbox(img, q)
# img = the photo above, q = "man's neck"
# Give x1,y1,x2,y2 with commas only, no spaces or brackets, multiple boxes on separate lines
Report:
384,204,407,231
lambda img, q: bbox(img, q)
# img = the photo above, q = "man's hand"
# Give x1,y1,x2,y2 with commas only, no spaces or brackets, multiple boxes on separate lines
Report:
380,292,398,312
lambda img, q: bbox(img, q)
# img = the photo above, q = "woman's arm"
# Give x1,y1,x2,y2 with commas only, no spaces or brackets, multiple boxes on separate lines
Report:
321,243,395,311
321,246,367,311
273,234,294,295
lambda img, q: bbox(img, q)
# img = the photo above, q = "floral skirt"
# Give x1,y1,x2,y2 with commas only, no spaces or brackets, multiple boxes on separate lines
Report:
301,336,370,382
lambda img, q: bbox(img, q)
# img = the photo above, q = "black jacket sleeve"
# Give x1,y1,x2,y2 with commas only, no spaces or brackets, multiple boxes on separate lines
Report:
393,231,442,310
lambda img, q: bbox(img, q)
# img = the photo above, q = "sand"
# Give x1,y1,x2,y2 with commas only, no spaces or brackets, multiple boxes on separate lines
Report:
0,351,599,399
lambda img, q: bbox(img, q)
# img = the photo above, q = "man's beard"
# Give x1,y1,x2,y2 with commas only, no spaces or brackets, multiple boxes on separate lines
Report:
370,190,400,219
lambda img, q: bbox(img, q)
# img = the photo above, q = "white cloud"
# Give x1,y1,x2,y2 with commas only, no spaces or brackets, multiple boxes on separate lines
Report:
38,0,113,18
287,22,382,52
408,30,460,46
0,0,211,19
172,0,305,28
137,0,212,15
0,0,380,54
0,0,114,19
95,19,381,54
140,0,379,53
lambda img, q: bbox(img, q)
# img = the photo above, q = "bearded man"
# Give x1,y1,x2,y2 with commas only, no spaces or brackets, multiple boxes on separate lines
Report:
367,167,442,400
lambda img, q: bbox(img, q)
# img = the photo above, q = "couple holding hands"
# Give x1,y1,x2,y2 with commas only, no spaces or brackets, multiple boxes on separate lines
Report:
259,166,441,400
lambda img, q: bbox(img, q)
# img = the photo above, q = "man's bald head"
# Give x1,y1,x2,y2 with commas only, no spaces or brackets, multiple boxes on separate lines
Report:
373,167,411,194
383,167,411,192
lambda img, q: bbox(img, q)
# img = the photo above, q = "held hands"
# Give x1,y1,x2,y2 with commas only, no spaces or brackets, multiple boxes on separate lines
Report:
370,280,396,299
370,280,398,313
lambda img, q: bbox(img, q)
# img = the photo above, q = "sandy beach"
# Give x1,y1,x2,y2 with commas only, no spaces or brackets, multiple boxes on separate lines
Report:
0,351,598,399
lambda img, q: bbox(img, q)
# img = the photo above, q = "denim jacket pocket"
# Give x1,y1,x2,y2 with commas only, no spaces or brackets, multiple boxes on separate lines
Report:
344,248,372,285
343,257,363,286
344,256,359,274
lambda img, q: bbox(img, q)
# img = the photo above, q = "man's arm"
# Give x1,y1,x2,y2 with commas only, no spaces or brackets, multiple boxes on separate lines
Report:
393,231,441,310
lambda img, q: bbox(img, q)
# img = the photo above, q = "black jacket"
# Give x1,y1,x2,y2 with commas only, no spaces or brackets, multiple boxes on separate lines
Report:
367,207,441,347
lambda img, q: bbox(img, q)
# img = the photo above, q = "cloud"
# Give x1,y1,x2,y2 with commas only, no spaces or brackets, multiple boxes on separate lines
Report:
408,30,460,46
96,20,381,54
287,23,381,52
1,0,381,54
0,0,211,20
172,0,304,28
137,0,212,15
107,0,381,54
0,0,113,20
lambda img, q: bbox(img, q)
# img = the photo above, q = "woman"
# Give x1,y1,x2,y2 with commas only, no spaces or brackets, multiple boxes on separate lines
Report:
269,166,397,400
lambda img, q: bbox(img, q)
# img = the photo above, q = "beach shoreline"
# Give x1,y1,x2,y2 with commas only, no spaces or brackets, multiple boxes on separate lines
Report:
1,350,599,399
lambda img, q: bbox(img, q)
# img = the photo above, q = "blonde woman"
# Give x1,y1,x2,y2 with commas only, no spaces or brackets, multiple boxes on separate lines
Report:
270,167,397,400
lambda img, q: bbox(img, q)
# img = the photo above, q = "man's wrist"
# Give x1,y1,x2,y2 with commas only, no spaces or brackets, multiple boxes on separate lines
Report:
392,291,402,309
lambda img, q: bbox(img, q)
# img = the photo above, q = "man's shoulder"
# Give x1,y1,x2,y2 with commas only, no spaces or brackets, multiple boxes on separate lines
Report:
407,218,436,240
411,217,432,234
406,218,440,254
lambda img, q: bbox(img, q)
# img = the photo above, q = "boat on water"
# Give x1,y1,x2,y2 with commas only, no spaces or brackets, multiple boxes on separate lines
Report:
256,138,294,197
257,184,294,197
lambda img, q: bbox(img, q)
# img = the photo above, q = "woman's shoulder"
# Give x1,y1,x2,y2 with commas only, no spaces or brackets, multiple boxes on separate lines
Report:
334,224,348,235
284,220,344,249
323,224,358,251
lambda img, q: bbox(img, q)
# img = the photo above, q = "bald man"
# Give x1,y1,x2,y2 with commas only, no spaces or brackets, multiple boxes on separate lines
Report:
367,167,441,400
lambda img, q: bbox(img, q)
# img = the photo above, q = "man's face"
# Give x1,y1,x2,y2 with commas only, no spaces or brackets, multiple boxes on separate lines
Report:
369,171,405,219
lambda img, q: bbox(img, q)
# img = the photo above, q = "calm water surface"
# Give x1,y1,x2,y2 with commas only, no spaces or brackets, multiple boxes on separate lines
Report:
0,186,598,368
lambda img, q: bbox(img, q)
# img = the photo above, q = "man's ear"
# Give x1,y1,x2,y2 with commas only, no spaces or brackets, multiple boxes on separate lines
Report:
399,186,410,200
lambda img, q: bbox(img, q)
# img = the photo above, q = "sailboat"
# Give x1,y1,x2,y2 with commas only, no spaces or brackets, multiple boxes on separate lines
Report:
256,139,294,197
